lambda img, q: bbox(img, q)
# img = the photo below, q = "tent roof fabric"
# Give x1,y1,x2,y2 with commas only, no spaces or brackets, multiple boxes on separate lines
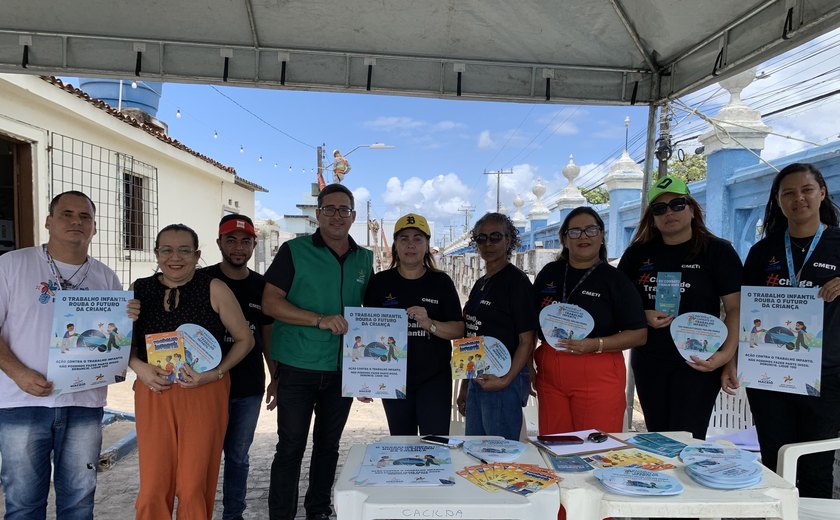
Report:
1,0,838,104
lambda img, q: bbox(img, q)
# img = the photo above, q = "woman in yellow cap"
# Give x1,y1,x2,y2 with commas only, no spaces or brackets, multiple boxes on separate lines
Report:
617,176,742,439
363,213,464,434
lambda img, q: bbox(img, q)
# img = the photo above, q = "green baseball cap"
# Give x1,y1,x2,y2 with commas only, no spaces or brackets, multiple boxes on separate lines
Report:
647,175,690,204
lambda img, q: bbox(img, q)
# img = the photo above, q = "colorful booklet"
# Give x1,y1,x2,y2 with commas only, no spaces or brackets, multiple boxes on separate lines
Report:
145,331,185,383
582,448,676,471
655,271,682,315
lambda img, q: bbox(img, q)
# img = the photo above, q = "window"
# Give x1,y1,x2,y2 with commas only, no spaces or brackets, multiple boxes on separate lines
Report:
123,172,144,250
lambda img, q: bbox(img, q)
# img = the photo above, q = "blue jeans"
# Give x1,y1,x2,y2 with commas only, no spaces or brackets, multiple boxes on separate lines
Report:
222,394,262,519
465,369,528,441
0,406,103,520
268,364,352,520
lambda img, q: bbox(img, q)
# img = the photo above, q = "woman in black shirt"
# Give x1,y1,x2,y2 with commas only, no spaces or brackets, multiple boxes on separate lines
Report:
722,163,840,498
618,176,742,440
364,213,464,435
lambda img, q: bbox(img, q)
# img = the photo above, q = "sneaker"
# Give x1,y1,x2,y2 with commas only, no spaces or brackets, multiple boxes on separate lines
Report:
306,515,331,520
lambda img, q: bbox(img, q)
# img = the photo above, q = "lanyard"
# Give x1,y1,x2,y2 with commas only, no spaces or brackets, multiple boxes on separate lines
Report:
562,261,600,303
784,225,824,287
42,244,89,290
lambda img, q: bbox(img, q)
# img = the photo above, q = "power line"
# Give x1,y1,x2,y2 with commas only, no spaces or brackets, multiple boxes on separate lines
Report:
210,86,316,149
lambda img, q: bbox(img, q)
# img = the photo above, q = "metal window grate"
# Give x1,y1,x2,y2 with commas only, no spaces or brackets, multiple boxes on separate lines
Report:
49,133,158,287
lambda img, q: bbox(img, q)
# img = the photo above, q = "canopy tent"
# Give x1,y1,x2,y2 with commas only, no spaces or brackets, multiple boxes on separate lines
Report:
1,0,838,106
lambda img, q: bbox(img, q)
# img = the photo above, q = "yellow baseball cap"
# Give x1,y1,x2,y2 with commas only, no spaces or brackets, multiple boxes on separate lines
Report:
647,175,690,204
393,213,431,238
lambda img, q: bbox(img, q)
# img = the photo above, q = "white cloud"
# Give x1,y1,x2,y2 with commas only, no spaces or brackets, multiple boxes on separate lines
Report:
254,199,282,221
477,130,495,149
380,173,472,222
352,187,371,205
363,116,426,132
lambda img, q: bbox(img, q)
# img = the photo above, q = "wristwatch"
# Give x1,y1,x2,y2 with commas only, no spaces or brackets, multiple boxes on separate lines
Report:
429,321,438,334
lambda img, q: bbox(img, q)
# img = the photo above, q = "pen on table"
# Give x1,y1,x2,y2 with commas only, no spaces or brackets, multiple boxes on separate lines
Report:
465,451,489,464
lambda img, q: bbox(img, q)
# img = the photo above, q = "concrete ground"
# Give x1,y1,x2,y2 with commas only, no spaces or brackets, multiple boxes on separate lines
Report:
0,370,649,519
0,369,390,519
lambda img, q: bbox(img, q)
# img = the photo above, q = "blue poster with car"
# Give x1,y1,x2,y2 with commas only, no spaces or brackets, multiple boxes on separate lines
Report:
342,306,408,399
738,286,823,396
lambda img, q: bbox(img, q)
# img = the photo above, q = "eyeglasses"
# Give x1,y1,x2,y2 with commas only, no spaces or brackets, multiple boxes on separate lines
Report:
157,247,196,258
319,206,353,218
474,232,507,245
650,197,688,216
564,225,602,239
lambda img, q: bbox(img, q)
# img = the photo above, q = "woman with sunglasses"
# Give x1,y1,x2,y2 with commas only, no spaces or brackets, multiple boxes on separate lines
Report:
617,176,742,440
129,224,253,519
363,213,465,435
457,212,538,441
532,207,647,435
722,163,840,498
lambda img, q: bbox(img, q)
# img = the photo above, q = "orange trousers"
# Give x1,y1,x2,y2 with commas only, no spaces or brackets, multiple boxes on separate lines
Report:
534,343,626,435
134,376,230,520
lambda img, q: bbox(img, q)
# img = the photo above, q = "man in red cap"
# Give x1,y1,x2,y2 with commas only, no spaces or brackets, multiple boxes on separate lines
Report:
201,213,275,520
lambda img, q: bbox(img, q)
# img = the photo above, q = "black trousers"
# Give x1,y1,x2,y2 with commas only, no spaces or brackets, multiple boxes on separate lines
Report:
382,372,451,436
747,373,840,498
631,349,723,440
268,364,353,520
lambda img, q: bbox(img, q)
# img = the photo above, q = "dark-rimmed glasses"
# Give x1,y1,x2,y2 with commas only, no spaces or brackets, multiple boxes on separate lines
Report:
474,232,506,245
651,197,688,216
319,206,353,218
564,225,602,239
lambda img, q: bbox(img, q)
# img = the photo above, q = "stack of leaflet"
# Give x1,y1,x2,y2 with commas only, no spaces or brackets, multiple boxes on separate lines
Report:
593,467,684,496
462,439,526,463
627,432,687,458
681,443,762,489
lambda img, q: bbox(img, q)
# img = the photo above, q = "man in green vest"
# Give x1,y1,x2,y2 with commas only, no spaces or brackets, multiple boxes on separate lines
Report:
263,183,372,520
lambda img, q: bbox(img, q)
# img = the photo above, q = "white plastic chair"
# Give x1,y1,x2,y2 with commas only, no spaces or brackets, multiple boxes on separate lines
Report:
777,437,840,520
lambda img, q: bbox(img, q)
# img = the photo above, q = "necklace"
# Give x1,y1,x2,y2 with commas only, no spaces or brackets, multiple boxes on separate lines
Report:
43,245,90,290
789,235,814,253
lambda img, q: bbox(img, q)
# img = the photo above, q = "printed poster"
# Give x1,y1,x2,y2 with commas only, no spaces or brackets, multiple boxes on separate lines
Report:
47,290,133,395
342,307,407,398
354,443,455,486
738,286,823,396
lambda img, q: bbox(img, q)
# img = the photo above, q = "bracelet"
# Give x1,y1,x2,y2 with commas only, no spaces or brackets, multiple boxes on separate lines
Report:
596,337,604,354
217,369,225,380
315,314,325,328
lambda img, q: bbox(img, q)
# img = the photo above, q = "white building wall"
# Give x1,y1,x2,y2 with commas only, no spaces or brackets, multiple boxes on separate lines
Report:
0,74,259,283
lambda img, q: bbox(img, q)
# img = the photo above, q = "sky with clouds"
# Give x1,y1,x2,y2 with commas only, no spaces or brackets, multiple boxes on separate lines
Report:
86,27,840,245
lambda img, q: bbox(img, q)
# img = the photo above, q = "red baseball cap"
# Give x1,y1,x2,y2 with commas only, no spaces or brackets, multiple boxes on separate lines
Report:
218,216,257,237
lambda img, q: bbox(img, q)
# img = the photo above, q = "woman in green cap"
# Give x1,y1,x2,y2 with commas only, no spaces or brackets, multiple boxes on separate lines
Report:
617,176,743,440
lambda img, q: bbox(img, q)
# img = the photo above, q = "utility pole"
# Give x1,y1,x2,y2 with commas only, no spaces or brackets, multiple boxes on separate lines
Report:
655,104,672,178
366,200,372,246
484,169,513,212
313,144,325,195
444,225,456,243
458,205,475,233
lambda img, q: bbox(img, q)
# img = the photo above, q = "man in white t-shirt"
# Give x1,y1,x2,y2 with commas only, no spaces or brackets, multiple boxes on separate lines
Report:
0,191,137,519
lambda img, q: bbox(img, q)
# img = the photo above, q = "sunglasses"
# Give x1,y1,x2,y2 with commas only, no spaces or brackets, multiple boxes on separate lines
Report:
650,197,688,216
474,232,507,245
564,225,602,239
587,431,608,443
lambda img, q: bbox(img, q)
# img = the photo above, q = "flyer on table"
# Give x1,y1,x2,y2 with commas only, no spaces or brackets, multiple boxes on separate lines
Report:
354,443,455,486
342,307,408,399
47,290,134,395
738,286,823,396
